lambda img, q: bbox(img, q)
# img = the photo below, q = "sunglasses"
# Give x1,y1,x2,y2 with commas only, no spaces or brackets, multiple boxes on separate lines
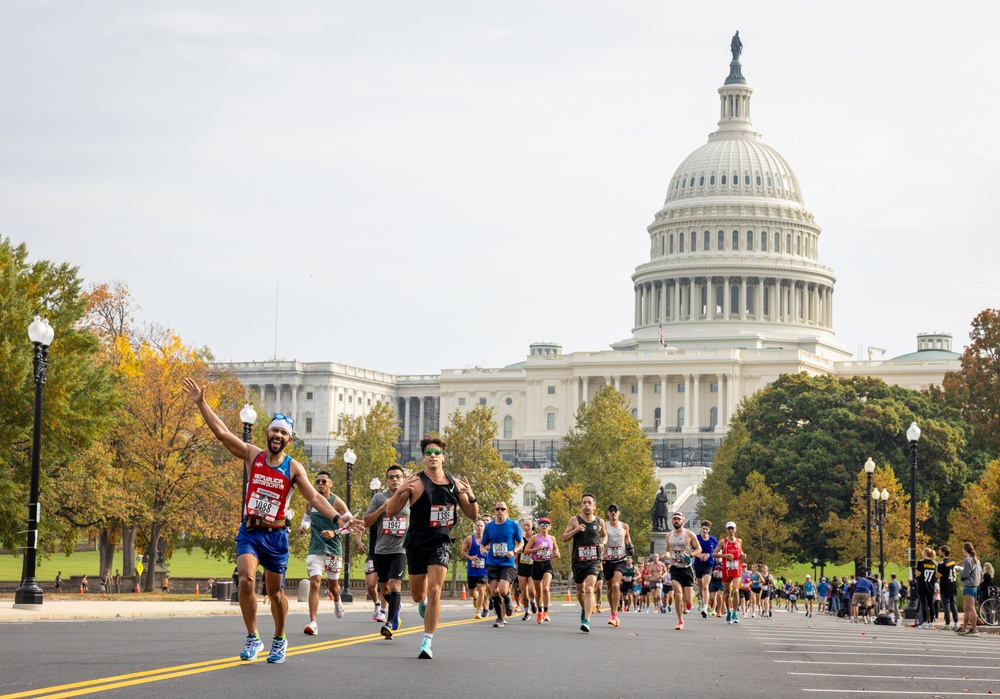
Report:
315,479,329,485
495,507,507,511
386,474,404,480
539,523,550,526
423,448,443,456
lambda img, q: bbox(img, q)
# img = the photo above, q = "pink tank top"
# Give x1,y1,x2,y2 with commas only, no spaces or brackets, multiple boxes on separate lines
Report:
533,534,554,561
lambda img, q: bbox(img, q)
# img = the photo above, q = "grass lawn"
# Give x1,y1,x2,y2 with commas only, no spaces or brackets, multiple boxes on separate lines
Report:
0,548,309,580
770,560,909,583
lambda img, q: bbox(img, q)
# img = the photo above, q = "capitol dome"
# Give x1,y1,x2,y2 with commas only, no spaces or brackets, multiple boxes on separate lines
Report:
626,41,852,361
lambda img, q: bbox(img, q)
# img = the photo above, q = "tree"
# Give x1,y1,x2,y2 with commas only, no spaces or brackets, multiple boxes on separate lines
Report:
0,238,119,554
820,464,929,570
727,472,793,568
696,422,744,526
947,459,1000,565
942,309,1000,460
718,372,968,563
115,332,245,590
538,386,658,558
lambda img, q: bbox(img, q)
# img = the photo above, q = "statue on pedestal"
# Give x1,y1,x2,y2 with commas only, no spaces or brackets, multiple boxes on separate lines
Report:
731,31,743,60
651,486,670,531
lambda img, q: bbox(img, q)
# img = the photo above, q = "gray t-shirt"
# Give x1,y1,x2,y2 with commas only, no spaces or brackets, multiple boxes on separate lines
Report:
366,490,409,555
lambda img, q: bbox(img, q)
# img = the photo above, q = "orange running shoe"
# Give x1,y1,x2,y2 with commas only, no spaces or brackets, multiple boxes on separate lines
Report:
543,612,550,622
536,611,543,624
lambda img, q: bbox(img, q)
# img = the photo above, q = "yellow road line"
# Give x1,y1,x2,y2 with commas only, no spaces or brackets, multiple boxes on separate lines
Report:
1,618,485,699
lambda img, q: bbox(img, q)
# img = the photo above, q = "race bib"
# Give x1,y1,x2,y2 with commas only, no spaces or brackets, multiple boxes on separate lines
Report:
324,555,343,575
520,552,533,565
381,516,407,537
471,557,485,569
247,489,280,520
725,559,739,570
364,558,375,575
491,542,508,558
578,545,598,562
606,546,624,560
671,551,689,566
535,545,552,561
429,504,455,529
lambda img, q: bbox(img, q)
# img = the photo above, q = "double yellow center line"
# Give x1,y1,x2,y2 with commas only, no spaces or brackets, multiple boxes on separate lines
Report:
2,618,484,699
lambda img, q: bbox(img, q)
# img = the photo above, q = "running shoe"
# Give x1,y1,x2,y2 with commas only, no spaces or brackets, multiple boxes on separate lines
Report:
335,601,345,619
593,604,602,614
732,614,740,624
304,620,318,636
504,598,514,617
493,619,505,628
418,599,427,619
537,611,543,624
581,619,590,633
375,608,387,623
609,613,620,627
240,634,264,661
963,628,979,636
391,610,401,631
530,600,537,613
474,611,482,620
380,623,393,640
543,612,550,622
418,638,433,659
522,611,530,621
266,636,287,664
675,621,684,630
686,602,692,611
701,608,708,618
372,605,381,621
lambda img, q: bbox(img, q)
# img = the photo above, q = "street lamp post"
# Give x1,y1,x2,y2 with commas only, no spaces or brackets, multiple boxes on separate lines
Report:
904,421,921,619
233,403,257,603
863,457,875,575
873,487,889,581
369,477,382,498
14,315,55,609
342,447,357,603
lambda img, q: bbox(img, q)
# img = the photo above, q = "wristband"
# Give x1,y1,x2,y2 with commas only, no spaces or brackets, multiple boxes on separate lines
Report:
331,513,340,527
467,497,477,504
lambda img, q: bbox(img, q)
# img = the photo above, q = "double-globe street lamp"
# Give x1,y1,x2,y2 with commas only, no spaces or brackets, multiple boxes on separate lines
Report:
904,421,921,619
863,457,876,575
342,447,357,602
14,315,56,609
872,487,890,581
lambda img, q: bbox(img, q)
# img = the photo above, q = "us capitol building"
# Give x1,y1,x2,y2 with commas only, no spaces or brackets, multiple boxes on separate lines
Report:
222,38,959,520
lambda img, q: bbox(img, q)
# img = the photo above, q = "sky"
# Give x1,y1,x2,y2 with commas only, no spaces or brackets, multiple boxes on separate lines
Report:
3,1,998,374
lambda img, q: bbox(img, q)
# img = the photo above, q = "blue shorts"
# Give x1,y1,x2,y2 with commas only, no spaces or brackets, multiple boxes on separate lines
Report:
693,560,714,578
235,524,289,575
963,587,977,597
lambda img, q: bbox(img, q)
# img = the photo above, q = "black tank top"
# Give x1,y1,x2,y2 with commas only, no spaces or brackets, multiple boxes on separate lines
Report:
404,471,459,550
572,515,601,563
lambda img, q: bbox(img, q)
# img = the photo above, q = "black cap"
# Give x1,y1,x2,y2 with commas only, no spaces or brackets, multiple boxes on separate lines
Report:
607,503,619,512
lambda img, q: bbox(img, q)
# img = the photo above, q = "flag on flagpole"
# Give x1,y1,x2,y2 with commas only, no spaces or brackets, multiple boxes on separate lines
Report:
658,322,665,347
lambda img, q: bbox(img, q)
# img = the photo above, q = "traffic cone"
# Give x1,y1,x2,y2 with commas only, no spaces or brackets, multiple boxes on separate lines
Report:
195,583,200,595
79,582,84,594
461,585,467,601
135,580,140,593
565,587,572,602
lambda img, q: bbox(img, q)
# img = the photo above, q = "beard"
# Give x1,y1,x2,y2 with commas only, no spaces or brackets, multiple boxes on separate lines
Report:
268,437,285,455
672,521,682,529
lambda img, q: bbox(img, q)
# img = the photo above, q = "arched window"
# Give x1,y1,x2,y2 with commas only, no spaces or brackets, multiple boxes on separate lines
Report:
732,230,740,251
690,231,696,252
669,234,674,254
664,483,678,502
797,235,802,255
744,174,750,186
767,175,772,187
654,407,662,428
704,231,710,250
523,483,537,507
699,175,704,186
682,178,686,189
746,231,754,251
721,174,727,185
677,408,685,429
731,285,739,314
503,415,513,439
679,232,685,252
709,407,718,428
690,177,695,188
763,286,770,316
786,234,791,253
774,232,780,252
718,230,725,250
675,179,679,190
709,174,716,185
746,285,755,315
756,175,762,186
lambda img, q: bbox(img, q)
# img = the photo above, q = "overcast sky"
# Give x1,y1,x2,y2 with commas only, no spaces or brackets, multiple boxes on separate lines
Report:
4,1,997,374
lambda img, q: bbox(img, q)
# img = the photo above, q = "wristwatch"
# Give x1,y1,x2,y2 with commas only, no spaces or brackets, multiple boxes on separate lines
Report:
467,497,477,503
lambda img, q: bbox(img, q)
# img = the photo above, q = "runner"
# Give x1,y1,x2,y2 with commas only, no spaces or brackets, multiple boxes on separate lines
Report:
739,564,751,616
748,564,762,618
645,553,665,613
516,519,536,621
525,517,560,623
620,557,636,613
802,574,816,618
299,470,357,635
639,560,650,612
602,504,633,628
480,501,522,628
182,379,363,664
693,520,717,618
562,493,606,633
708,563,725,616
666,511,700,630
713,521,744,624
760,564,775,619
363,464,409,639
593,567,604,615
386,436,478,659
461,519,489,618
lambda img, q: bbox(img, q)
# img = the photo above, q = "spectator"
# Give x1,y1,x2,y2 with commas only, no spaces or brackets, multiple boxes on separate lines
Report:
207,577,216,595
978,562,994,605
113,569,121,593
915,547,937,628
887,573,901,618
81,574,89,593
937,545,959,630
162,574,170,594
54,571,63,593
958,541,983,635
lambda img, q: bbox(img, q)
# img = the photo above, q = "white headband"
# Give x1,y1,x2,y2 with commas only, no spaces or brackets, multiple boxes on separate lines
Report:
268,417,294,435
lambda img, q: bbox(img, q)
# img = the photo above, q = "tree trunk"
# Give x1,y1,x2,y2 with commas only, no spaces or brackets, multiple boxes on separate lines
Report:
144,524,160,592
98,524,119,580
121,525,136,577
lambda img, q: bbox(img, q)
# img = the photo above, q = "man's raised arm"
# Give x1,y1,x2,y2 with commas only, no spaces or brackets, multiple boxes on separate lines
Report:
182,378,255,462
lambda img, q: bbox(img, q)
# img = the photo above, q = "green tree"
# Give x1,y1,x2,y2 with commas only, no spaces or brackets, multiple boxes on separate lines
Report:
696,422,745,526
727,472,793,568
719,372,968,563
0,238,119,554
538,386,658,558
948,459,1000,566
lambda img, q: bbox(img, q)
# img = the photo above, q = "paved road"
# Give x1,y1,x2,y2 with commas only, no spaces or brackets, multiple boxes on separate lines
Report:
2,604,999,698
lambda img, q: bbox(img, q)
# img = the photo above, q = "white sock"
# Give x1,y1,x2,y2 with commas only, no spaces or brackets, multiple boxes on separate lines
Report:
423,632,433,642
